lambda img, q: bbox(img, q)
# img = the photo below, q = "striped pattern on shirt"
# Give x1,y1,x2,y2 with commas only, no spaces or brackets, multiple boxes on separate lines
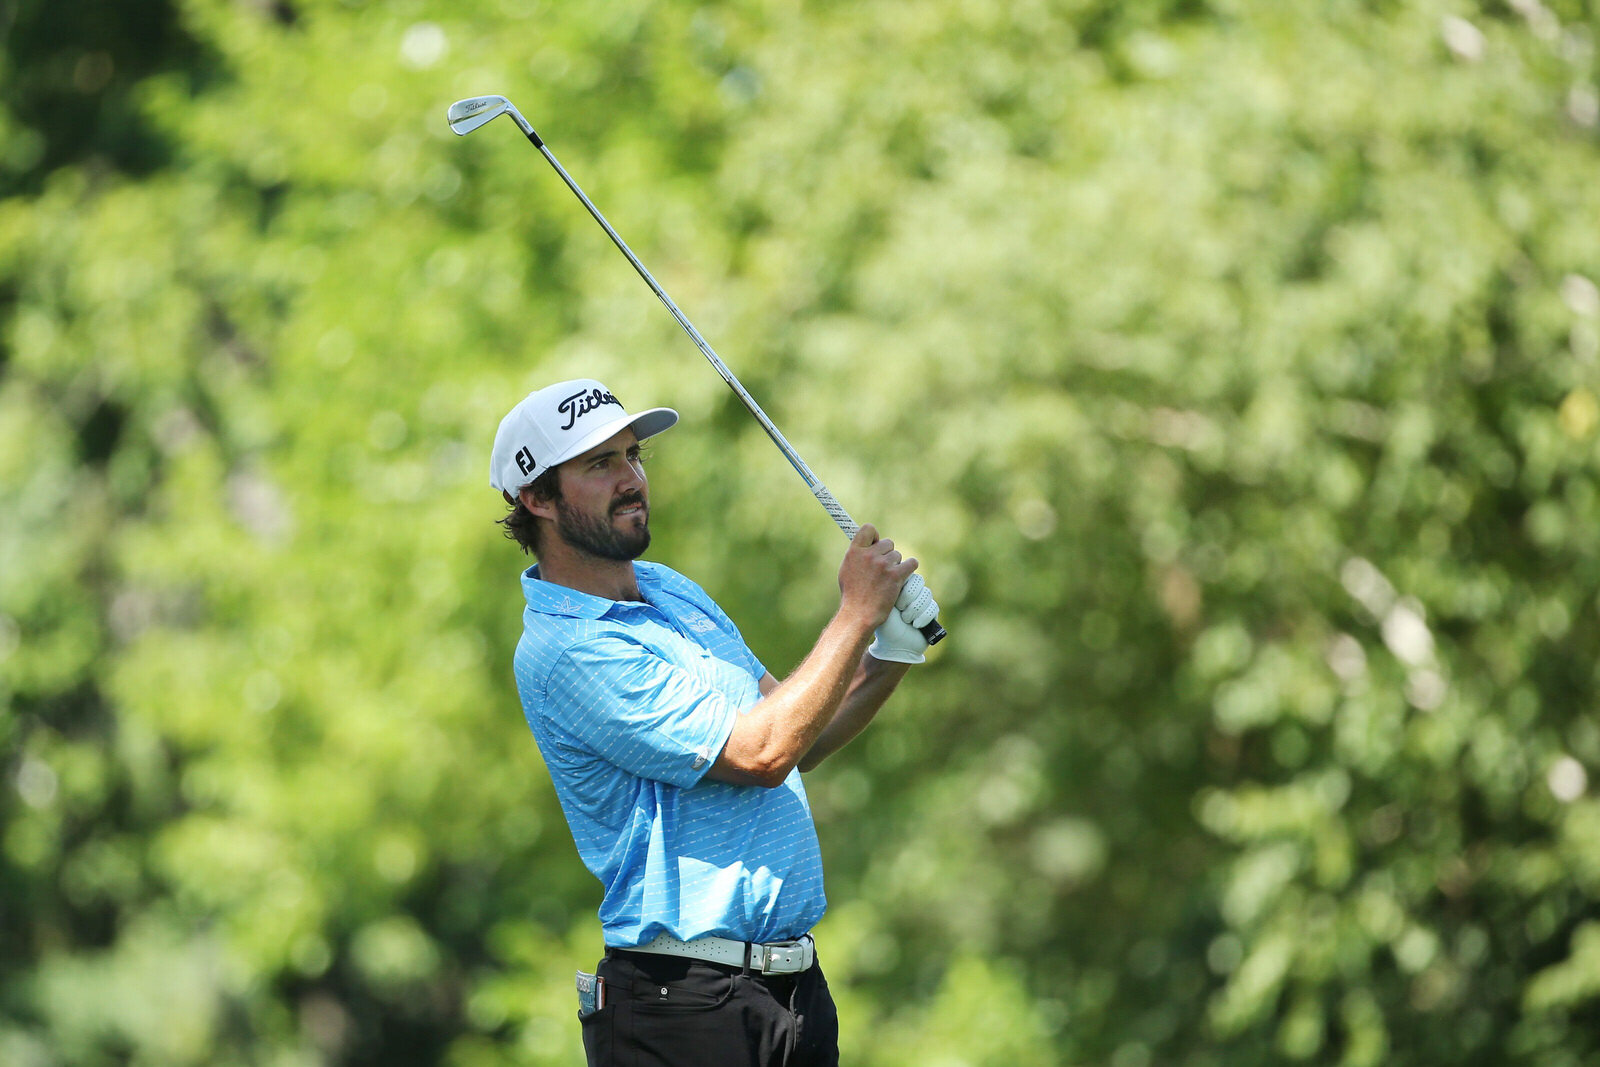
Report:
513,560,827,947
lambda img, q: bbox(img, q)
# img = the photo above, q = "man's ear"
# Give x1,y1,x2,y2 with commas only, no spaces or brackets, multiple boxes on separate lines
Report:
520,483,559,521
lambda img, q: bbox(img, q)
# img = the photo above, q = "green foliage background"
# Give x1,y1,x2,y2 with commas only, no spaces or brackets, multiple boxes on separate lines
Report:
4,0,1600,1063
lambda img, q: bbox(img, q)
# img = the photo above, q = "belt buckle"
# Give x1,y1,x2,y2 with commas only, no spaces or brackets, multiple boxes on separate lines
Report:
766,939,801,974
747,935,812,974
749,942,776,973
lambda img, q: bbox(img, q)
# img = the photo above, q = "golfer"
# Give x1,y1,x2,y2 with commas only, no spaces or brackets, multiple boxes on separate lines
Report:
491,378,938,1066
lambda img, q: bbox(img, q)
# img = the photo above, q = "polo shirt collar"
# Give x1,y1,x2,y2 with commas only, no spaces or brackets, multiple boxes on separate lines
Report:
521,563,659,619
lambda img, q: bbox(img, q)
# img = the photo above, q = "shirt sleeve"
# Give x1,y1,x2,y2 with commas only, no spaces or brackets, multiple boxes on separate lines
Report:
700,596,766,680
544,635,741,788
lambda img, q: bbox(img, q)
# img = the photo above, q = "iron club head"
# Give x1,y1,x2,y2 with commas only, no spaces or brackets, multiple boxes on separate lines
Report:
447,95,512,136
447,94,540,144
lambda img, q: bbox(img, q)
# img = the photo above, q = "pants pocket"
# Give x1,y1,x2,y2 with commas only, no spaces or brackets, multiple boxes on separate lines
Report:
579,1003,615,1066
626,965,737,1014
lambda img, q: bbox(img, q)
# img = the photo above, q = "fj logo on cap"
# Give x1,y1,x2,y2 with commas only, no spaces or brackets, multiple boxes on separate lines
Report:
557,387,621,431
515,447,536,476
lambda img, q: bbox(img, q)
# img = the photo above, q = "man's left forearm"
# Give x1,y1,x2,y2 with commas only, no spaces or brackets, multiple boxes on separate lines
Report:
796,654,910,772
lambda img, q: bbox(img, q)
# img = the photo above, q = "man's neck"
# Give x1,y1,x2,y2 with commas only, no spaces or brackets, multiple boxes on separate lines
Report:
535,549,643,603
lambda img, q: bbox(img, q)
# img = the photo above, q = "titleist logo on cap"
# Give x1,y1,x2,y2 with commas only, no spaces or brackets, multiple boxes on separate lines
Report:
491,378,677,496
558,387,621,431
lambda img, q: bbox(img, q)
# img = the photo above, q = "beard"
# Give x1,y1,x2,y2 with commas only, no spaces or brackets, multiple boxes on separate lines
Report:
554,491,651,561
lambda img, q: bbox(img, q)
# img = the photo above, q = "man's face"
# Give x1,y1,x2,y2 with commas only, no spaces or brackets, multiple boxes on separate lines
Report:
550,429,651,561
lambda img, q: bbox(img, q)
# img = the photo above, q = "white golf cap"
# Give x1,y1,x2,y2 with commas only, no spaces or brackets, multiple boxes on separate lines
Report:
490,378,678,496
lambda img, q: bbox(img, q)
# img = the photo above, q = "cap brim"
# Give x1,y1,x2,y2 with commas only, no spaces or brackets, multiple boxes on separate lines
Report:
628,407,678,442
545,406,679,469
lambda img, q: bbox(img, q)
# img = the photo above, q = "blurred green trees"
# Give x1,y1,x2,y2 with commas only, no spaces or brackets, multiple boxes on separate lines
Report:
4,0,1600,1064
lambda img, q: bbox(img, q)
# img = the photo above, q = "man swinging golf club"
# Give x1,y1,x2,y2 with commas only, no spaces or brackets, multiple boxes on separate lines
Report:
491,378,938,1066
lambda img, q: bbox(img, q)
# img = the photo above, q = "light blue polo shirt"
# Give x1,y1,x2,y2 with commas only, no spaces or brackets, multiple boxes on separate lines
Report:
513,560,827,947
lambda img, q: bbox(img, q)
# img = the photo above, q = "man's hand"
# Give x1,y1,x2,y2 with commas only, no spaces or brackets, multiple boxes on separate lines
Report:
709,524,917,788
868,574,940,664
838,524,918,632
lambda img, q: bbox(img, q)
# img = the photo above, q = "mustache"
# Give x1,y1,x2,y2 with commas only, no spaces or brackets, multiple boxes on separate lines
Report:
610,491,646,515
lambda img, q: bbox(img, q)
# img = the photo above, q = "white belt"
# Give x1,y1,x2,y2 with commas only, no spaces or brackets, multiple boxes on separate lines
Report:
622,933,815,975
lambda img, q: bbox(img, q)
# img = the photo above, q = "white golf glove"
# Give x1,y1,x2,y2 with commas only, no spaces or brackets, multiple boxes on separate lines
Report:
867,574,940,664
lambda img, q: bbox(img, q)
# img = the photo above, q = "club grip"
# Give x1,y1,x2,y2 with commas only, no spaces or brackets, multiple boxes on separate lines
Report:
892,573,945,646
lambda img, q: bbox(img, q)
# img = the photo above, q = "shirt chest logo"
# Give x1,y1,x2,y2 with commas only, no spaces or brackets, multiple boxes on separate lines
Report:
683,612,717,635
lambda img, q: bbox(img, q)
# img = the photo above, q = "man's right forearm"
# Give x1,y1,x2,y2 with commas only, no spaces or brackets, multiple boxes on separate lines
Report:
708,522,914,787
706,608,876,788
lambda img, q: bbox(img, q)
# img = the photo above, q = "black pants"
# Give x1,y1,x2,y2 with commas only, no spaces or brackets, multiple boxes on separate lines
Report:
580,948,839,1067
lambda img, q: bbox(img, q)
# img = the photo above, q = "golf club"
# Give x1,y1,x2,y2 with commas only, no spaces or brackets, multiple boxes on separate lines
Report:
447,94,944,645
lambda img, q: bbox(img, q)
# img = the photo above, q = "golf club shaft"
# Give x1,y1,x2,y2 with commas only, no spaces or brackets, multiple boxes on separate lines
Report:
504,107,945,645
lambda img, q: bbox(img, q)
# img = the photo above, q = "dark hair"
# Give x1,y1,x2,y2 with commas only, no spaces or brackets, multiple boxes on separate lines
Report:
498,466,562,556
